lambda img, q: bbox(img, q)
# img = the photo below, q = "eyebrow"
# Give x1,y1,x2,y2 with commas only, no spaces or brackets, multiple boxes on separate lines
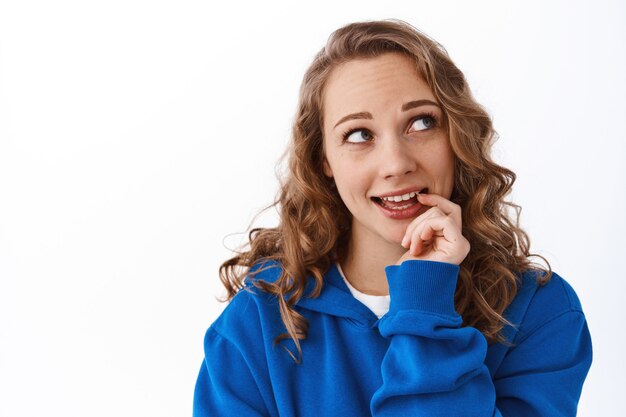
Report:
333,99,441,129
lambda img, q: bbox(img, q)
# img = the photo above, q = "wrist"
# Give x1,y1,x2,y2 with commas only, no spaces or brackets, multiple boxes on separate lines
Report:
385,260,460,317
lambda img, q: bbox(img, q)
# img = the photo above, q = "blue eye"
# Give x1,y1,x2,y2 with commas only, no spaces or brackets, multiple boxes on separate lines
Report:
411,115,436,131
343,129,373,143
341,113,438,144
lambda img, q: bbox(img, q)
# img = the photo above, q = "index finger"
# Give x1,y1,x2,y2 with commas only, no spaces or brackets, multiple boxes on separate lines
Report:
416,193,462,228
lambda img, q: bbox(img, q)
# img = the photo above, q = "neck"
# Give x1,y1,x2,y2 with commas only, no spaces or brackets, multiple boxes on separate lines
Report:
340,223,406,296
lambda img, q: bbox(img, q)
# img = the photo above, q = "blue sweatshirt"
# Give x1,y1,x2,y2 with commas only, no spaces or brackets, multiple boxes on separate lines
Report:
193,260,592,416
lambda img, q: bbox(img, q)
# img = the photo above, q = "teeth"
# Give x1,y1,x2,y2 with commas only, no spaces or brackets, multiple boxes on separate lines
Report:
381,191,418,202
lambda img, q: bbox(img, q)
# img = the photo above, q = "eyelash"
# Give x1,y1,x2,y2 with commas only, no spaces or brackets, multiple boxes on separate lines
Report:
340,112,439,143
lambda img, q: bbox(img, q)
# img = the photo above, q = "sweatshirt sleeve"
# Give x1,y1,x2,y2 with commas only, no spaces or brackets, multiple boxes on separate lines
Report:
370,260,592,417
193,326,270,417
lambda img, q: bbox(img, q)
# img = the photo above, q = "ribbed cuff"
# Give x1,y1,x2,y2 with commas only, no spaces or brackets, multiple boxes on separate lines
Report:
384,260,460,317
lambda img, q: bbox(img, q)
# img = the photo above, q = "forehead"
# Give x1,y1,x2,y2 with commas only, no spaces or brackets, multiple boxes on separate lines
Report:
322,53,436,125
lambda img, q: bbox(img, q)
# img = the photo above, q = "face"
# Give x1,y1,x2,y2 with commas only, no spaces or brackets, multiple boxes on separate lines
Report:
321,52,455,252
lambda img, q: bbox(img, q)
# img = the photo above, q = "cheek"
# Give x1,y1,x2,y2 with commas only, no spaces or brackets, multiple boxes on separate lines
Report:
432,139,454,171
441,152,455,178
334,169,360,192
332,163,370,199
326,151,353,183
422,141,455,190
438,148,456,192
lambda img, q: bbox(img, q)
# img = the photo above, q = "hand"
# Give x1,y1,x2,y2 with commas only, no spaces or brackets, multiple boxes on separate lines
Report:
396,193,470,266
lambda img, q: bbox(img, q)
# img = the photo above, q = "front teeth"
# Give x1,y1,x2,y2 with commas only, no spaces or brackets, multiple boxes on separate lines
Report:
381,191,418,202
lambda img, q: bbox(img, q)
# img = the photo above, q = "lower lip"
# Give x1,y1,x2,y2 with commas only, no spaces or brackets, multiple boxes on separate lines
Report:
374,199,424,220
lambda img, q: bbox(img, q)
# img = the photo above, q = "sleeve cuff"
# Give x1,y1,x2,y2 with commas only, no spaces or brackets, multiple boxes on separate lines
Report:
384,260,461,318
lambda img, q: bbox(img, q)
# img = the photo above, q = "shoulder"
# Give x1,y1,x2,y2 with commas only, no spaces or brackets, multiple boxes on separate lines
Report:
508,269,586,342
209,259,286,345
243,258,284,286
489,270,593,407
519,269,584,314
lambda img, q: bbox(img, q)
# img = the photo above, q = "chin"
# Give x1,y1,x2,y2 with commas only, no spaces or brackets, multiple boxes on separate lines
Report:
384,229,406,246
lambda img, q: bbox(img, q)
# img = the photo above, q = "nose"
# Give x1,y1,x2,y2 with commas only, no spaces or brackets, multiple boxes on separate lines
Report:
378,136,417,179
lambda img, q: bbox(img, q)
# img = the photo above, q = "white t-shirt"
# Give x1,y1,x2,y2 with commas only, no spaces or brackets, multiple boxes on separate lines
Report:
336,262,390,319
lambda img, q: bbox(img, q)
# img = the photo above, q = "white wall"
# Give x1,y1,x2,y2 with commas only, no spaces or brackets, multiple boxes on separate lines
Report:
1,0,624,415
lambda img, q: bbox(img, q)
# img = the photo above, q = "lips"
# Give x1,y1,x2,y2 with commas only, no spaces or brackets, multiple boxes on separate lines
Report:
368,187,428,221
372,194,425,220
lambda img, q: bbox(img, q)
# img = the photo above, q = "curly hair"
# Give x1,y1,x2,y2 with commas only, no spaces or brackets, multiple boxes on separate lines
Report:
217,18,552,364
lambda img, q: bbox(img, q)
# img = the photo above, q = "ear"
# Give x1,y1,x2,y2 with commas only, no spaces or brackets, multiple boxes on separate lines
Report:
322,157,333,178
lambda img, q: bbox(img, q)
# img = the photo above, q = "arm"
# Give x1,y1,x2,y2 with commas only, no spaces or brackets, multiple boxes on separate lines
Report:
193,326,270,417
369,260,592,417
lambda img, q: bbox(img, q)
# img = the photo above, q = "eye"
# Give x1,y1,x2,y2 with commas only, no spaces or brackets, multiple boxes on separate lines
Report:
343,129,373,143
410,115,436,132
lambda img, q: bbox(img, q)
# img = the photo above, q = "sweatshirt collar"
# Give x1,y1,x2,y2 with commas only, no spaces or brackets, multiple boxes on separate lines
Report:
247,259,380,327
297,261,381,327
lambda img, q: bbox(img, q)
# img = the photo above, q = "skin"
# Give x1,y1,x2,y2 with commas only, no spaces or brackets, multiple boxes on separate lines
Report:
321,52,470,296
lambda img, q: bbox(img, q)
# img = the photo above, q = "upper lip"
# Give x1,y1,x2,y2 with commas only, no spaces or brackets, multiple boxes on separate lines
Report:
373,187,426,198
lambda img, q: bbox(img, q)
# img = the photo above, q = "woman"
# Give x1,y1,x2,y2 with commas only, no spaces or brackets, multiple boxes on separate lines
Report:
193,19,592,416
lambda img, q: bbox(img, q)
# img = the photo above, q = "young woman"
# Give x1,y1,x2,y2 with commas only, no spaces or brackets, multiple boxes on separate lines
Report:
193,19,592,416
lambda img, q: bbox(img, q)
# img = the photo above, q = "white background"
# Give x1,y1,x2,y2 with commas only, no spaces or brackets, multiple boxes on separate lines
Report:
1,1,624,416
